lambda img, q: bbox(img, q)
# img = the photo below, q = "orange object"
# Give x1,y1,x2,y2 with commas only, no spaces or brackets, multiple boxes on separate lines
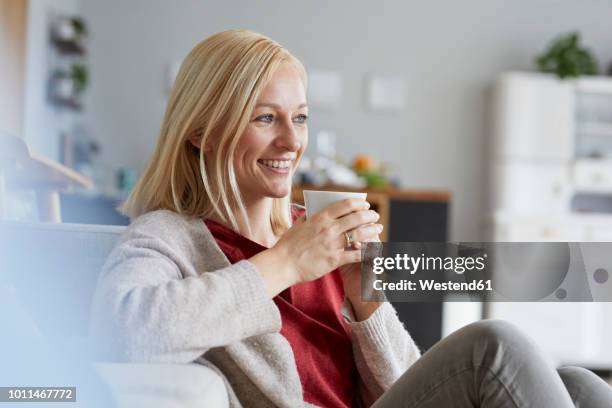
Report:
353,154,375,172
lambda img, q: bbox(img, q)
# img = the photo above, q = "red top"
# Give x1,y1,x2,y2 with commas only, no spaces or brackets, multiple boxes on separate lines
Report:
204,208,357,408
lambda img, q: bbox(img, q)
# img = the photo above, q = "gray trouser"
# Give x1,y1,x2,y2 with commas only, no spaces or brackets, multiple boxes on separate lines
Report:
373,320,612,408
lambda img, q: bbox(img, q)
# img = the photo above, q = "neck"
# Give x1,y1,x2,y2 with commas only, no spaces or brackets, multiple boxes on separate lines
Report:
208,196,278,247
242,196,277,247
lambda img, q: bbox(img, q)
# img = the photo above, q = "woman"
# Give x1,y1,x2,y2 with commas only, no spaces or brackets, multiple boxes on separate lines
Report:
90,30,612,407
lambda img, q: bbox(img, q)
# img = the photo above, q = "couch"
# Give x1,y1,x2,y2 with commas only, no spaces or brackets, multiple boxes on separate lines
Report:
0,221,229,407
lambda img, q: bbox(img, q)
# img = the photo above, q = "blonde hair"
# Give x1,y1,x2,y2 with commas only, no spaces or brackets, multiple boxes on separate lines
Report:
120,29,307,236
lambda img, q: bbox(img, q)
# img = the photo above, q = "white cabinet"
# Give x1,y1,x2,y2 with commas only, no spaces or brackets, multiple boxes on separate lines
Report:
490,72,612,222
487,302,612,367
492,161,570,214
573,159,612,192
498,219,585,242
586,225,612,240
487,72,612,370
493,73,574,160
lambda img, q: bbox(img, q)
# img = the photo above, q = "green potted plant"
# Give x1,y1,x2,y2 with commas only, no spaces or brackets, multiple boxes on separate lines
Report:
70,63,89,95
536,31,598,79
71,17,88,39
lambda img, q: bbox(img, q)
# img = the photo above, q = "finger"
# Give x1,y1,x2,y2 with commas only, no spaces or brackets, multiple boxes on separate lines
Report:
339,223,382,250
319,198,370,220
335,210,380,234
337,232,361,251
351,223,384,243
338,248,362,266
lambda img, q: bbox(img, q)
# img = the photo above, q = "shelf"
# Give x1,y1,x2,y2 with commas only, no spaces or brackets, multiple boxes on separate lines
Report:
51,38,86,55
491,210,612,225
576,77,612,95
49,96,83,111
576,122,612,137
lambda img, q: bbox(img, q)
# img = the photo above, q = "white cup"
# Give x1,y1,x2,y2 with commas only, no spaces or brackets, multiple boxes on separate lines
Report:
302,190,368,218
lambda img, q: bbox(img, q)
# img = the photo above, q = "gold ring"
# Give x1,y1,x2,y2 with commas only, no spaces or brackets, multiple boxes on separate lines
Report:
344,231,354,248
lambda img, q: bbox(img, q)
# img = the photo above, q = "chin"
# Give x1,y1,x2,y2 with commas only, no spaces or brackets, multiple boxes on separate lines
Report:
268,189,290,199
266,185,291,198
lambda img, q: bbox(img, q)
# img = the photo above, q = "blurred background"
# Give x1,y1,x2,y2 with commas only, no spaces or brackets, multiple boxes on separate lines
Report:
2,0,612,398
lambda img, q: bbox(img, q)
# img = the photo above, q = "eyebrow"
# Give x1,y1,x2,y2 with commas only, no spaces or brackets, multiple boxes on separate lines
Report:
255,102,308,109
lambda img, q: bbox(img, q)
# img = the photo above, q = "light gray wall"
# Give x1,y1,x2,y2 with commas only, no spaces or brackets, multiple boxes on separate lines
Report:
80,0,612,240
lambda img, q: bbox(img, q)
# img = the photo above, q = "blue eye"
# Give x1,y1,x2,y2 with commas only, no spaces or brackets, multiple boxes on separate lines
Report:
256,114,274,123
294,114,308,124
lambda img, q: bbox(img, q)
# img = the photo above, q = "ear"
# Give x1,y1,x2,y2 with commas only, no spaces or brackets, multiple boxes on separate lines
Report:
188,133,202,149
188,133,214,153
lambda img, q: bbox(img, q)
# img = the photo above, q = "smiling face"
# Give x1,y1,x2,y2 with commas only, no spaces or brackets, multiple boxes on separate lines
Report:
233,63,308,201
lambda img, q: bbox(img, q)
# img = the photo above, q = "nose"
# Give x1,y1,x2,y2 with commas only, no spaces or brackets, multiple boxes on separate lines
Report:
275,117,303,152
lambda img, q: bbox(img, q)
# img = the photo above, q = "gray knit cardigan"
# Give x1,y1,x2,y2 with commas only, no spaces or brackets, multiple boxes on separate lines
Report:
89,209,421,407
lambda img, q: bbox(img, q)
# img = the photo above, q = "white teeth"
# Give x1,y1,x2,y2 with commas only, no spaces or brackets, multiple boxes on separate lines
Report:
259,159,291,169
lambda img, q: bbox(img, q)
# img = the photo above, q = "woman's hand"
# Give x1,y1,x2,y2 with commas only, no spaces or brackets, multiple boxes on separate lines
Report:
339,223,384,321
249,198,381,298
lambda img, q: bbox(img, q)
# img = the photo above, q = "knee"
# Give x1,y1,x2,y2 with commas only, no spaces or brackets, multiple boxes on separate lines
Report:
461,319,539,355
462,319,521,342
558,366,599,385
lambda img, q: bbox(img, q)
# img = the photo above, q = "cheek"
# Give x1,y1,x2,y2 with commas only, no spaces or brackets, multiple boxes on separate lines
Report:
302,126,308,143
298,132,308,156
233,132,259,169
232,149,252,178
